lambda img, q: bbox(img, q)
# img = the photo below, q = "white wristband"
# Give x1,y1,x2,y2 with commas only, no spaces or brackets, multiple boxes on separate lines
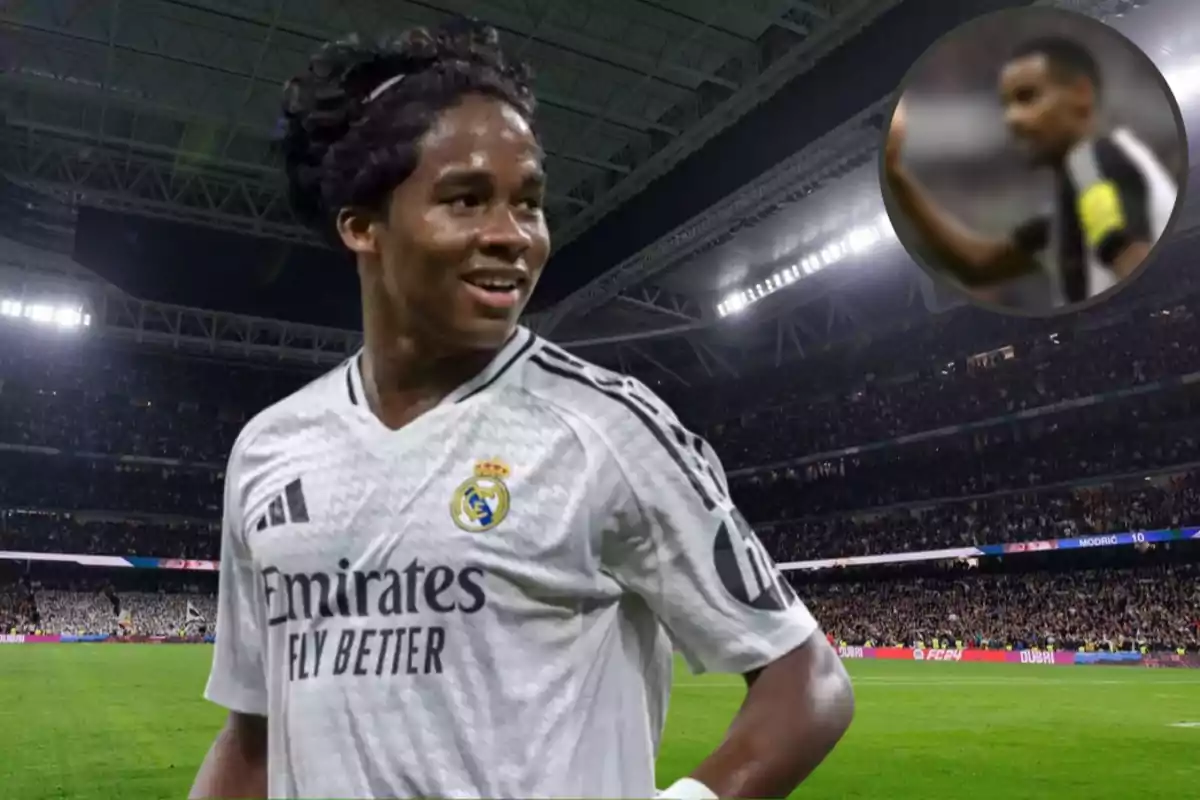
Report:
657,777,718,799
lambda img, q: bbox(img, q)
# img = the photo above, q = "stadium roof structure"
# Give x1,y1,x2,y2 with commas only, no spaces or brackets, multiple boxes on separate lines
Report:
2,0,899,243
0,0,1190,382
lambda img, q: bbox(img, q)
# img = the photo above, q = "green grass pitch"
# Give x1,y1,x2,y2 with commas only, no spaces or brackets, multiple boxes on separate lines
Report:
2,645,1197,798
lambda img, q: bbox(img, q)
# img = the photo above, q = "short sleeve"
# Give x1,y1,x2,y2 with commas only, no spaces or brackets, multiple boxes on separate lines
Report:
601,381,819,676
1011,215,1050,255
1068,137,1152,265
204,442,269,715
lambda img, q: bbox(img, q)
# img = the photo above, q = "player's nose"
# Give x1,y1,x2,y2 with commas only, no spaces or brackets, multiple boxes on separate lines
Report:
476,206,533,262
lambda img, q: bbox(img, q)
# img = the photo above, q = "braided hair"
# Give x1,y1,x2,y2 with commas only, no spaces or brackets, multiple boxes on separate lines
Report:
279,18,537,233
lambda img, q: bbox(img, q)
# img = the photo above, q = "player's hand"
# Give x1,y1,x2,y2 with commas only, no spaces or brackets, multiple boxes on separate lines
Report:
884,99,906,172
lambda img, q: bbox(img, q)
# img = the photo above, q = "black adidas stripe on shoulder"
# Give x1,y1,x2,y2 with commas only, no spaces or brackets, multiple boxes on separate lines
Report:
539,342,583,368
539,348,728,501
529,352,724,511
459,330,539,402
251,478,311,533
345,353,363,406
690,433,728,497
540,346,664,417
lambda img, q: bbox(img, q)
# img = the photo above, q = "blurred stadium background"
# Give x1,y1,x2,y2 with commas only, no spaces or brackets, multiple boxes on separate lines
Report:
0,0,1198,798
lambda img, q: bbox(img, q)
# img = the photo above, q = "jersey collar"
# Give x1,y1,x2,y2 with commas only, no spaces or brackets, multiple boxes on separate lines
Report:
346,325,538,411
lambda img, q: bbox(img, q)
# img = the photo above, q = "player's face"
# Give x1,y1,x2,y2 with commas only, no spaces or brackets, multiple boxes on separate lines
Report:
363,94,550,352
999,55,1091,164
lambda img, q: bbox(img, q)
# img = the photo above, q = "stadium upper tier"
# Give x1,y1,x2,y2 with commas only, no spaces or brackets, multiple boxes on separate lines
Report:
3,464,1198,564
2,252,1199,564
733,383,1200,517
0,267,1196,468
705,304,1197,470
767,469,1200,562
1,354,1200,564
0,383,1188,523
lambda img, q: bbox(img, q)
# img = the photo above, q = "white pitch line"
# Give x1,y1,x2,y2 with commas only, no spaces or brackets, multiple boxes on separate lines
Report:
851,677,1200,686
674,678,1200,688
849,677,1200,686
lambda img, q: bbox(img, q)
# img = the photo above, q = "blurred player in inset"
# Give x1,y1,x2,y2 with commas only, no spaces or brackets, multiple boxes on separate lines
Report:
189,17,853,800
885,36,1178,308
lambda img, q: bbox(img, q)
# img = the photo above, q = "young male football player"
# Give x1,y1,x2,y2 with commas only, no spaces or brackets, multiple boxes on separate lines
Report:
191,18,853,800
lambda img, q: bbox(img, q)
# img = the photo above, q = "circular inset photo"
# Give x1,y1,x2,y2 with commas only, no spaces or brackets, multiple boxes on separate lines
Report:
880,7,1187,316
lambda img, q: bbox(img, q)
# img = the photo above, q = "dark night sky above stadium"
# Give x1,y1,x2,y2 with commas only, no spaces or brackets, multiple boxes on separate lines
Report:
72,0,1026,329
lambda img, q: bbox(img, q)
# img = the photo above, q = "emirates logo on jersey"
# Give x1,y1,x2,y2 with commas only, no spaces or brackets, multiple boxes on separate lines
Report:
712,509,798,611
261,558,489,682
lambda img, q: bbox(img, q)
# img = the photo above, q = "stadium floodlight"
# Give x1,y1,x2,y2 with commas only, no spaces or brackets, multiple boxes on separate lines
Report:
717,212,892,317
0,298,91,329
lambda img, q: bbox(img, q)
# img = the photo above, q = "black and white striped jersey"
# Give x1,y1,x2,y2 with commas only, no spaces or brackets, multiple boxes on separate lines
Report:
1011,127,1178,307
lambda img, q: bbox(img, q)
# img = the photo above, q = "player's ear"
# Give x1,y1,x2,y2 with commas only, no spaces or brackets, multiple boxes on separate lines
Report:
336,206,382,256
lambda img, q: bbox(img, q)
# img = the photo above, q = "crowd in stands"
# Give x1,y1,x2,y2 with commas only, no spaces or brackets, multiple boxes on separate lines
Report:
4,551,1197,651
0,458,221,517
707,310,1200,469
0,510,215,560
810,560,1200,653
0,350,292,464
766,470,1200,562
2,321,1200,518
5,589,216,638
3,385,1196,526
0,576,36,634
1,257,1199,651
0,566,216,637
732,384,1200,519
2,310,1200,562
0,293,1195,473
666,251,1200,431
2,463,1199,565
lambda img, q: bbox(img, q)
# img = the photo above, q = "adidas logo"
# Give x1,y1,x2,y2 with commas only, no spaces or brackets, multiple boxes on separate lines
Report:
254,478,310,531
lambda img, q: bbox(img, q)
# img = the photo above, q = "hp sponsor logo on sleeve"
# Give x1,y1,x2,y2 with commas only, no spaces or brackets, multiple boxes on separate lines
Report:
713,509,798,611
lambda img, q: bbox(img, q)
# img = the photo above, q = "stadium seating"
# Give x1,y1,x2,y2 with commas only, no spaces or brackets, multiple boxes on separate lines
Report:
1,258,1199,651
804,557,1199,652
0,562,214,638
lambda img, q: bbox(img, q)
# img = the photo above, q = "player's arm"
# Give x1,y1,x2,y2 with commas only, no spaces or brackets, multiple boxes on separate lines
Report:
1071,138,1157,280
885,163,1046,285
190,446,269,799
690,635,851,798
604,394,853,798
191,712,268,799
884,101,1040,284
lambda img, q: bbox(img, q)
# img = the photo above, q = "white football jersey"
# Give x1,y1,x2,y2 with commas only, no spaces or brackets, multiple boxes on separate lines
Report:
205,326,819,799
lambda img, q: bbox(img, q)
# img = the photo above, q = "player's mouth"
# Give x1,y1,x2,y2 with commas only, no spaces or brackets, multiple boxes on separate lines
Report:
459,269,528,311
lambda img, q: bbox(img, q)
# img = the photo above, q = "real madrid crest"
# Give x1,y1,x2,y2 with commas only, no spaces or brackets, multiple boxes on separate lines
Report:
450,458,512,532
